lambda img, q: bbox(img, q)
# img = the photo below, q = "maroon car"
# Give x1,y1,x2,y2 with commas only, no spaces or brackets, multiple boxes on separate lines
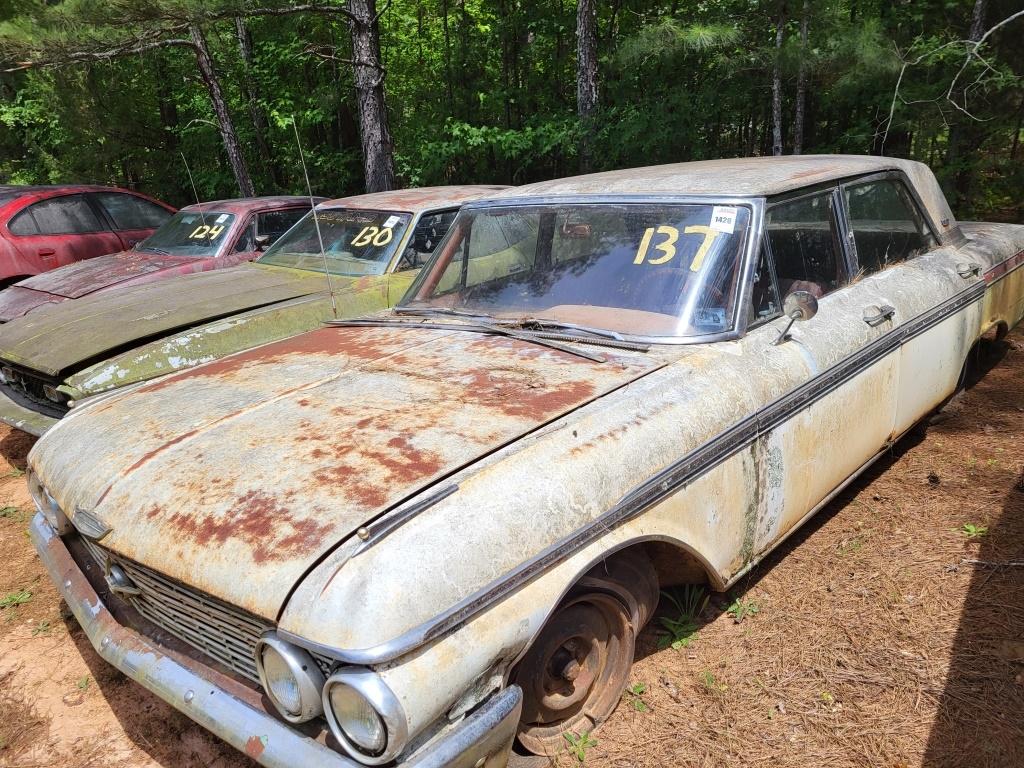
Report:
0,185,176,285
0,196,322,322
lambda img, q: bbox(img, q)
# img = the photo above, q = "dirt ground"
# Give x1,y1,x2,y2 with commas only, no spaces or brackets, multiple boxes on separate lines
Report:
1,330,1022,768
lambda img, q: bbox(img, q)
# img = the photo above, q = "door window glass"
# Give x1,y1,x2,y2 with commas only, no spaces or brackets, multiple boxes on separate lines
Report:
397,209,460,271
233,219,256,253
765,192,845,300
8,195,105,235
95,192,172,230
844,179,936,275
748,246,782,326
257,208,308,244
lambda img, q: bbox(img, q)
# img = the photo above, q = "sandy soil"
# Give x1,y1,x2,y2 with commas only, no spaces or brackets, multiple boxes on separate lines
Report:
1,330,1022,768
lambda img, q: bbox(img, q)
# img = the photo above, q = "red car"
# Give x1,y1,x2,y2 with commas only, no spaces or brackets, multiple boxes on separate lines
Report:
0,196,322,322
0,185,176,285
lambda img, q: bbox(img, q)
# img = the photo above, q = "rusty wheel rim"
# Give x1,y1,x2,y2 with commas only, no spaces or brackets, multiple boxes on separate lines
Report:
514,591,634,756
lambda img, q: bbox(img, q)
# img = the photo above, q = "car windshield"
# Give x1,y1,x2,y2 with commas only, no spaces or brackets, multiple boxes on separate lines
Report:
400,202,751,339
137,211,236,257
256,209,411,276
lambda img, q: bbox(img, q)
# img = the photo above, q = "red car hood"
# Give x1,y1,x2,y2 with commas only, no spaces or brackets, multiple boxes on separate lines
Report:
0,251,206,322
32,324,661,619
20,251,202,298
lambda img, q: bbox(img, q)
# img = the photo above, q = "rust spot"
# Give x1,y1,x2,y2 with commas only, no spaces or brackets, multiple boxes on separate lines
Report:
245,736,266,759
160,490,333,564
297,398,311,407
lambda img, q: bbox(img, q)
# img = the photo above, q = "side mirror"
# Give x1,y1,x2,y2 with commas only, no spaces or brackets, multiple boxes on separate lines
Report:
774,290,818,345
254,234,272,251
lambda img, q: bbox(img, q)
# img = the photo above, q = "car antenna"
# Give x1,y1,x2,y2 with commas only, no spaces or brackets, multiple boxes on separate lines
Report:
292,118,337,318
179,152,207,228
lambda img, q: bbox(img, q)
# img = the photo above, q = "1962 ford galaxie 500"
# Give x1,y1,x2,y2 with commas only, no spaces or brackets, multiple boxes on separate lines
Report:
25,156,1024,767
0,185,503,435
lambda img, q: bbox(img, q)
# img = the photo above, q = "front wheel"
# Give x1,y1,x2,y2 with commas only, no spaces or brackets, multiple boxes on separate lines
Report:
511,552,658,756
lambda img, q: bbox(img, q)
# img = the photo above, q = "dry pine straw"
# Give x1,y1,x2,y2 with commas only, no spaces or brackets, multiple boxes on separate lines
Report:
580,333,1024,768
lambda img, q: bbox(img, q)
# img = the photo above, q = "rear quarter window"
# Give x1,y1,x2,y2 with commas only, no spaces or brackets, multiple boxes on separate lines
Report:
8,194,105,236
95,192,172,230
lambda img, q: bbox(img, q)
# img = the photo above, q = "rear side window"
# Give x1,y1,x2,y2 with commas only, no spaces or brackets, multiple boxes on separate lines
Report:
8,194,105,236
399,209,460,271
843,179,936,275
258,208,308,243
94,192,172,230
764,191,846,301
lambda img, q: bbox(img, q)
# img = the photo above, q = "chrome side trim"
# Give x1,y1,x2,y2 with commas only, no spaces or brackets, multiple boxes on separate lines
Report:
287,280,986,666
350,484,458,558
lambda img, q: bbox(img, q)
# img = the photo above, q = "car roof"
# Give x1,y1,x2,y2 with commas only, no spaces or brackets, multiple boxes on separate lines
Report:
180,196,325,215
484,155,960,242
320,185,510,213
0,184,141,204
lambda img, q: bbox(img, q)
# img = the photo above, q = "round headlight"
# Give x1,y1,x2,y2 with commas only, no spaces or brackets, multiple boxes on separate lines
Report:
323,668,408,765
328,685,386,755
254,634,325,723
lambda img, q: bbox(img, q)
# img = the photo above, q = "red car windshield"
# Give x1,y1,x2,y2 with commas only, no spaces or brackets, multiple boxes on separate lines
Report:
137,211,237,258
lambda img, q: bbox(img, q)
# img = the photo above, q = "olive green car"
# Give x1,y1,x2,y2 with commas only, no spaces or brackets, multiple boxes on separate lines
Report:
0,186,505,435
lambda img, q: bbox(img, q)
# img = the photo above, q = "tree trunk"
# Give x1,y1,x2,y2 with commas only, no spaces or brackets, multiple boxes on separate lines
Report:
234,17,284,189
771,4,786,156
945,0,987,210
792,0,809,155
189,24,255,197
576,0,599,173
348,0,396,192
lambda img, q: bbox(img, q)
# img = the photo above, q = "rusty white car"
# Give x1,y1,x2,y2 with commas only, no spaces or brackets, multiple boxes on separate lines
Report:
26,156,1024,767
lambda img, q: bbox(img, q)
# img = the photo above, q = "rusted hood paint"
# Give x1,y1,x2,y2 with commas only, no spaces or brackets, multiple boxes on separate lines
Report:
21,251,203,298
29,325,661,619
0,264,329,377
0,252,213,322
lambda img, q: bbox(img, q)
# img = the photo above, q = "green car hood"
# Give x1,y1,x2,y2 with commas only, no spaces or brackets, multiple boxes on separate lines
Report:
0,264,328,378
62,270,415,398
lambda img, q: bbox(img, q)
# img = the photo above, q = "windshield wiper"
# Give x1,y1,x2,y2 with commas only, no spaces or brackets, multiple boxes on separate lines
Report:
392,306,496,321
328,314,610,363
497,317,625,341
138,246,170,255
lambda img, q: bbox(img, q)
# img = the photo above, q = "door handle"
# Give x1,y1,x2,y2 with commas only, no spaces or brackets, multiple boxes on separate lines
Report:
956,262,982,278
38,248,55,257
863,304,895,327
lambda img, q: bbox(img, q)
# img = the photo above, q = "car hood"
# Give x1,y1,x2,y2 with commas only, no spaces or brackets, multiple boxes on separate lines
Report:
30,324,661,619
18,251,201,299
0,264,328,377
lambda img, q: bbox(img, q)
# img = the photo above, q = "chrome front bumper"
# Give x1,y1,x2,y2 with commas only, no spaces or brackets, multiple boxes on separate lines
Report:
0,388,57,435
30,513,522,768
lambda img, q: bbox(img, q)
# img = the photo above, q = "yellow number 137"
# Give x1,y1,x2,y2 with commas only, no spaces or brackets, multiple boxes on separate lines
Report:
633,225,720,272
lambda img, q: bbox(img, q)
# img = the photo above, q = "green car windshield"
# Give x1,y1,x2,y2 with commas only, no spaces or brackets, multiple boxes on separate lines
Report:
400,202,751,339
137,211,237,257
257,209,412,276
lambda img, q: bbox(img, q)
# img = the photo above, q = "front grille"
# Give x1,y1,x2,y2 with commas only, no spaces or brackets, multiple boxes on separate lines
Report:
0,364,69,416
81,539,333,683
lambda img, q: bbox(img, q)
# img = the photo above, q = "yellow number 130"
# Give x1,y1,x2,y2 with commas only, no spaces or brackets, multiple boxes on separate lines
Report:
633,225,720,272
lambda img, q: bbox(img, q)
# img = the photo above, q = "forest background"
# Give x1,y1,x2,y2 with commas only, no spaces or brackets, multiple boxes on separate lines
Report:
0,0,1020,221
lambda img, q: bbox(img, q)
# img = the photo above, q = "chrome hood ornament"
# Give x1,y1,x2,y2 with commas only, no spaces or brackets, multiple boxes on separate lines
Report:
72,507,112,541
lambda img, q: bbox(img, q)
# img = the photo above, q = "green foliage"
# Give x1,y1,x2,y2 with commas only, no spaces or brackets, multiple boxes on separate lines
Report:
726,597,760,623
624,682,650,711
0,0,1018,220
960,523,988,539
563,730,597,762
0,589,31,608
657,585,708,650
